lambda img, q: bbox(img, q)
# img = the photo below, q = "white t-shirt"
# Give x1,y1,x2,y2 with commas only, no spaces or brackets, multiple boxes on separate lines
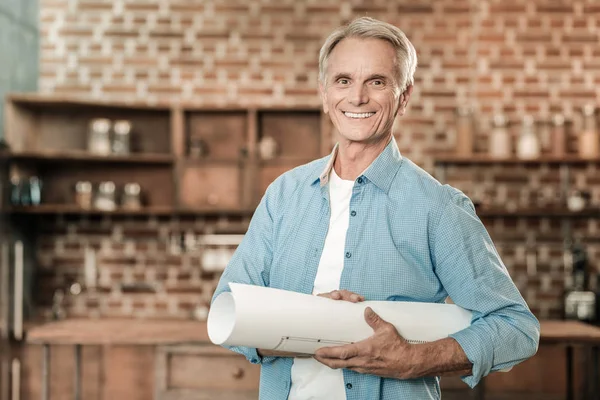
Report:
288,167,355,400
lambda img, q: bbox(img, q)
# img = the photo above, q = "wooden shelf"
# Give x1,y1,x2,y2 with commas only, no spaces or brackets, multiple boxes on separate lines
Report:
3,204,255,216
7,93,173,111
434,154,600,165
26,319,209,345
259,156,316,166
182,157,243,165
476,207,600,218
3,93,333,215
4,205,175,216
0,150,174,165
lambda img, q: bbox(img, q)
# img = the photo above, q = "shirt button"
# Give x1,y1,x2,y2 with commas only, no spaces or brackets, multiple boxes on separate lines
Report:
357,177,363,184
350,210,356,217
345,252,351,258
346,383,353,389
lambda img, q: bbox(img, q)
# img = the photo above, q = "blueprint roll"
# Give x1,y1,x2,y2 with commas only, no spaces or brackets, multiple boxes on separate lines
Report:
208,283,473,355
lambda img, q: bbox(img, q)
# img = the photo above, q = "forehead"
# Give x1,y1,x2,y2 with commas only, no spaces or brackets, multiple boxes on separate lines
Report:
327,37,397,77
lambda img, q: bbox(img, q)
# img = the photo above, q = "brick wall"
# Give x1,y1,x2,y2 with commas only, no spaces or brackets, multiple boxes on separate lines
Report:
33,0,600,320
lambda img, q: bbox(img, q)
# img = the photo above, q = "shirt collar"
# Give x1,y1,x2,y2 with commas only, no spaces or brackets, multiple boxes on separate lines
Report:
312,136,404,194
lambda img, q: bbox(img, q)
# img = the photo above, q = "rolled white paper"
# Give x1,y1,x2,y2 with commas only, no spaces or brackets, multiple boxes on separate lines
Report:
208,283,473,355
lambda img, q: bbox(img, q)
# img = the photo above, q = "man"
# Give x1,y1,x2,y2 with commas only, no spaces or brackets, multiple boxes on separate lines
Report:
212,17,540,400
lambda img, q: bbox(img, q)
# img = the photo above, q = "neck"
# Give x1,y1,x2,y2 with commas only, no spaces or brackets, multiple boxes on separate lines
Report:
333,134,392,180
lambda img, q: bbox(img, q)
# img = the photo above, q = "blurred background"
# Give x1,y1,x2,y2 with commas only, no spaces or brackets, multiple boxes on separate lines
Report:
1,0,600,399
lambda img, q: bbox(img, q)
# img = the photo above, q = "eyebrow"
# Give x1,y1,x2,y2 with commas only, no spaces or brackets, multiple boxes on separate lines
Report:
331,73,390,82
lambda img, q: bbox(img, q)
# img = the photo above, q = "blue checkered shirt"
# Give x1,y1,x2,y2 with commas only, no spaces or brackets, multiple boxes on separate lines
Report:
212,137,540,400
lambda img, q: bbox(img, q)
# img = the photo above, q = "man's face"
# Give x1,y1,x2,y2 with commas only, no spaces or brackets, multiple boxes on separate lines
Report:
320,37,411,146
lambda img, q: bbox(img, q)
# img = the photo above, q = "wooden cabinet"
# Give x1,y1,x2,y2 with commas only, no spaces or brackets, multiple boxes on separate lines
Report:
1,94,333,216
155,344,259,400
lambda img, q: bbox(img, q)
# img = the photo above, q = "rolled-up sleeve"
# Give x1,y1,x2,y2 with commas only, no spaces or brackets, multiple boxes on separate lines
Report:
432,187,540,387
210,182,279,365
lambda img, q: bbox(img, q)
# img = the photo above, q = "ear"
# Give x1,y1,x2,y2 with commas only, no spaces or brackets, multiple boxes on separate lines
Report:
319,81,329,114
396,84,413,117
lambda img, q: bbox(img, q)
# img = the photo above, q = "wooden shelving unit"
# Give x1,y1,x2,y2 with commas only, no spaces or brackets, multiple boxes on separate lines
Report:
476,207,600,218
4,204,256,216
1,93,335,216
434,154,600,223
434,154,600,165
0,150,174,165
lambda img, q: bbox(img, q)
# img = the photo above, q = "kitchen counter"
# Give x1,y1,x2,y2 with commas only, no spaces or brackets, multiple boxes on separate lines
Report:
539,320,600,344
26,318,209,345
26,318,600,346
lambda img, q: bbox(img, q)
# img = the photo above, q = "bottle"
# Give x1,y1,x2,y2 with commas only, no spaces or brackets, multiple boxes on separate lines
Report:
572,240,588,291
29,176,42,206
489,114,511,158
455,106,474,156
551,114,567,157
578,104,599,159
517,115,541,159
564,239,595,322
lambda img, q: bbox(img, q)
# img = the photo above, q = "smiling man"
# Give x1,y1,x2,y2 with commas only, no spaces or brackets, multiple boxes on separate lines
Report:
212,17,540,400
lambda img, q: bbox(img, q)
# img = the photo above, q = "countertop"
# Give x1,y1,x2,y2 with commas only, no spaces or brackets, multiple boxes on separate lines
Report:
24,318,600,346
26,319,209,345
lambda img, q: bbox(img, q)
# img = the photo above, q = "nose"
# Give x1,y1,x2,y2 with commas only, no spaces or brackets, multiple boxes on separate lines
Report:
348,83,369,106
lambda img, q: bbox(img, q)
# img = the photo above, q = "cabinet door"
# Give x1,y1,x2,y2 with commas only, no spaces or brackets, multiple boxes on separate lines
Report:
179,165,242,210
155,344,259,400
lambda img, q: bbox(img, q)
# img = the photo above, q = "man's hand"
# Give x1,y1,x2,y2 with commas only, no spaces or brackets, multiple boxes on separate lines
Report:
313,307,415,379
317,289,365,303
313,307,472,379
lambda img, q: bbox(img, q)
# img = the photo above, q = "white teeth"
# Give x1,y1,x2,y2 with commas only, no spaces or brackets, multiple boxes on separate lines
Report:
344,111,375,119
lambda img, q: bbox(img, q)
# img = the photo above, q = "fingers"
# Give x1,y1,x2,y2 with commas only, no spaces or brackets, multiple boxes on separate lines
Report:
364,307,388,330
315,343,359,360
317,290,365,302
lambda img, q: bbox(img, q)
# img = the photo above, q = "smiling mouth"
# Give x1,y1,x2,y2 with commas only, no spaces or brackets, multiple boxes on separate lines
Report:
343,111,376,119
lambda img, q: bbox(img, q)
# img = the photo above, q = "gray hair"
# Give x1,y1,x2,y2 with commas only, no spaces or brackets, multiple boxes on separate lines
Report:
318,17,418,93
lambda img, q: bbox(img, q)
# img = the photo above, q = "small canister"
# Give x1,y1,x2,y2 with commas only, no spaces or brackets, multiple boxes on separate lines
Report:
122,183,142,210
88,119,112,155
112,120,131,155
94,181,116,211
75,181,93,209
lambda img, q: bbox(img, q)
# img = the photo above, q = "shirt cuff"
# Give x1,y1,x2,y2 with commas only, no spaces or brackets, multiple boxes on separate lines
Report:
449,325,494,388
237,346,276,365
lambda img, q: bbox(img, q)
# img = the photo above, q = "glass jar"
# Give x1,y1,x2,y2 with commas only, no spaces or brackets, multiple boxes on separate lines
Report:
489,114,511,158
258,136,278,160
88,119,111,155
75,181,93,209
121,183,142,210
551,113,566,157
455,106,474,156
517,115,540,159
112,120,131,155
94,181,116,211
29,176,42,206
578,104,599,159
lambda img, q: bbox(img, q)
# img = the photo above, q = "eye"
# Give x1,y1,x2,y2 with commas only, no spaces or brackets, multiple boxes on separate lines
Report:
372,80,384,86
337,78,350,85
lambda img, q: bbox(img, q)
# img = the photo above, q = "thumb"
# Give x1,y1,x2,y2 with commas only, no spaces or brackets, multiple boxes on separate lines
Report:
364,307,385,330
